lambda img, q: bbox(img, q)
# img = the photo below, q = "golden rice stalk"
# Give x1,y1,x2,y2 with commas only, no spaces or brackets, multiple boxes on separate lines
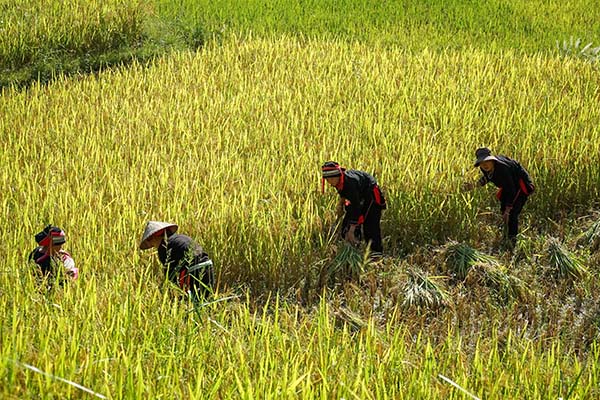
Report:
333,306,367,332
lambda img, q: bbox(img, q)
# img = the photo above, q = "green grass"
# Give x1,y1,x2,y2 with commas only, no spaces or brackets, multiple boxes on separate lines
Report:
156,0,600,51
3,0,600,88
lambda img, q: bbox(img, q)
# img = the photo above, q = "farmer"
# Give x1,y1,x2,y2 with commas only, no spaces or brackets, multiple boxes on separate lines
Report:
29,224,78,283
139,221,214,300
321,161,386,256
462,147,535,248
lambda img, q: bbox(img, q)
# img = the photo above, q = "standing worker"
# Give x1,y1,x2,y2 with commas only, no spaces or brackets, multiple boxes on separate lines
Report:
462,147,535,248
321,161,386,256
139,221,214,301
29,224,79,285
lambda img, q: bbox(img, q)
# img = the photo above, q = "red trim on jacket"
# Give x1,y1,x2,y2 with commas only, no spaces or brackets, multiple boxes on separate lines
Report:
373,185,384,206
334,173,345,191
497,179,533,202
496,188,503,200
519,178,532,195
179,269,187,290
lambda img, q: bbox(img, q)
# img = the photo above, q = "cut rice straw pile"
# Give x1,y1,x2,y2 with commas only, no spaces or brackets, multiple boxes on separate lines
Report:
402,267,449,310
546,237,587,279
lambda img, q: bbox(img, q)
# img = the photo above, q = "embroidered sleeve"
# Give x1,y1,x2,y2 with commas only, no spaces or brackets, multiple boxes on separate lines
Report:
59,251,78,279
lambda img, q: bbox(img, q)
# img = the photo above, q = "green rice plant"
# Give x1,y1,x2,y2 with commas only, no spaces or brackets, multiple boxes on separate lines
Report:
576,217,600,252
545,237,588,279
155,0,600,53
443,241,501,281
3,249,600,398
402,267,449,310
4,0,600,87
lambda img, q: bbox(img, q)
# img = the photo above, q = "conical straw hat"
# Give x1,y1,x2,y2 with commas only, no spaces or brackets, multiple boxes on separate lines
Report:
139,221,178,249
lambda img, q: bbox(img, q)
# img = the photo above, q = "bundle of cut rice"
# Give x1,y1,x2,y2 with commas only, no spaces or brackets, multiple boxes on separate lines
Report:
327,243,367,281
402,267,449,310
443,241,500,281
465,261,530,302
576,218,600,252
546,237,587,279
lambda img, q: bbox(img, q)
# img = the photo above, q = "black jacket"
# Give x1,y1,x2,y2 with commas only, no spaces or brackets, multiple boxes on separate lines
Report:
478,156,534,207
29,247,53,275
336,169,385,224
158,233,210,283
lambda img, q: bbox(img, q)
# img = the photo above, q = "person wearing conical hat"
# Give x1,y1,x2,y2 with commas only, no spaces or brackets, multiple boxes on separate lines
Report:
462,147,535,248
321,161,387,256
29,224,78,285
140,221,214,300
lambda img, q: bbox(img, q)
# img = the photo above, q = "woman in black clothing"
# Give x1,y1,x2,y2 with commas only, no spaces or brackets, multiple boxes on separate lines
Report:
463,147,535,247
140,221,214,300
29,224,78,287
321,161,386,255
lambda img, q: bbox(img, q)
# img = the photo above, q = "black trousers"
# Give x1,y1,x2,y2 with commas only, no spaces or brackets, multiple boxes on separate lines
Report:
363,206,383,253
501,194,528,240
341,205,383,253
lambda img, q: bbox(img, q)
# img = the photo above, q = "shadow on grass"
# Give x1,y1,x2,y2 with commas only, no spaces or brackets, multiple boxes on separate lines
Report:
0,17,209,91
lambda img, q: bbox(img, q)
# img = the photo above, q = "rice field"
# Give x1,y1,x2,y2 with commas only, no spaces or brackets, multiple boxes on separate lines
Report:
155,0,600,52
1,0,600,398
1,39,599,286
